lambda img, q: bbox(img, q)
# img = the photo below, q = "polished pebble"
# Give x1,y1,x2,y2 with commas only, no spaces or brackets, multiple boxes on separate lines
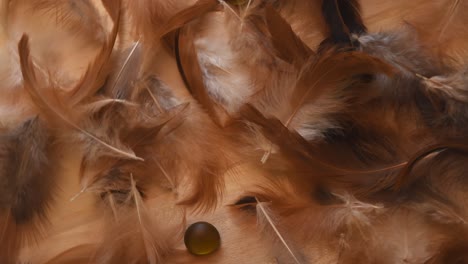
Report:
184,221,221,256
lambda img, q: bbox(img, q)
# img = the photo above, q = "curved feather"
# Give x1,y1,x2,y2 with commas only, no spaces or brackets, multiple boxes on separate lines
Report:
18,35,142,161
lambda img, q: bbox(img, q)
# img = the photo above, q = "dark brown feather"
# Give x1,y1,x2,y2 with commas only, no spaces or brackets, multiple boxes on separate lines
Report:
0,118,53,263
321,0,366,47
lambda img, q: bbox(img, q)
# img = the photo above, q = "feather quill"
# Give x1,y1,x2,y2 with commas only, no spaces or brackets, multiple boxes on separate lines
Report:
255,197,303,264
105,40,142,99
394,142,468,190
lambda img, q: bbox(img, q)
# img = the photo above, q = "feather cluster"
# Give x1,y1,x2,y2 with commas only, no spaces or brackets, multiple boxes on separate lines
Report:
0,0,468,263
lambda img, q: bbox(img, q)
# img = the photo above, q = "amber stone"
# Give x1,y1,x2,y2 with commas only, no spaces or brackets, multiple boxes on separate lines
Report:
184,222,221,256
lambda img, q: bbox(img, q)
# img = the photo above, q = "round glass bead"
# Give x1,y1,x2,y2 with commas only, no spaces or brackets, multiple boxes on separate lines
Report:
184,221,221,256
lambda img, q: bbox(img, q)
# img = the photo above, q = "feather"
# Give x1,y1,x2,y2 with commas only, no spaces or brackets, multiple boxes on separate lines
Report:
44,244,95,264
411,187,467,226
233,179,386,263
240,104,336,174
394,142,468,190
126,0,219,48
356,29,466,114
3,0,109,104
159,0,219,38
394,147,468,227
157,1,278,124
415,67,468,138
67,0,121,106
438,0,462,41
232,181,316,261
255,197,304,264
0,117,53,263
264,5,314,68
78,73,232,212
239,102,426,203
247,50,394,163
76,101,190,200
409,0,468,62
105,40,143,99
352,209,456,263
18,35,142,161
425,229,468,264
177,27,228,126
189,2,287,115
355,29,468,141
32,0,105,42
356,28,444,77
252,49,394,140
125,0,179,40
0,118,53,223
281,51,392,129
320,0,366,47
0,211,19,263
426,0,468,64
6,0,468,262
92,176,184,264
0,0,8,39
421,71,468,102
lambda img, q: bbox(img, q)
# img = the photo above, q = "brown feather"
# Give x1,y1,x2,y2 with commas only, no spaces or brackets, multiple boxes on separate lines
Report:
159,0,220,39
250,49,395,142
78,72,232,212
18,35,141,161
104,41,143,99
394,142,468,190
0,118,53,263
177,27,229,126
67,0,122,105
409,0,468,63
32,0,105,43
264,4,314,68
92,177,184,264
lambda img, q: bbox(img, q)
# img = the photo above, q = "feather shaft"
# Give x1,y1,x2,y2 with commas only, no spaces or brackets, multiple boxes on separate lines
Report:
256,197,302,264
